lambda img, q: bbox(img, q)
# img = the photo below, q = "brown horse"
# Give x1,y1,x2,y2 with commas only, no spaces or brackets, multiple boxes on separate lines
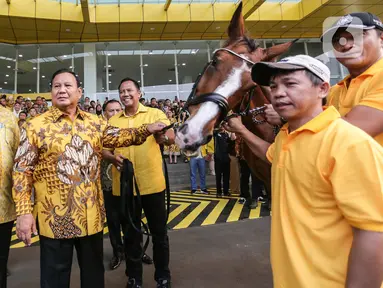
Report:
175,3,295,200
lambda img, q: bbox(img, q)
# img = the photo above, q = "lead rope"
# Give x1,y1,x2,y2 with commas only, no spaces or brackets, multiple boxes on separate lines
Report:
120,148,171,262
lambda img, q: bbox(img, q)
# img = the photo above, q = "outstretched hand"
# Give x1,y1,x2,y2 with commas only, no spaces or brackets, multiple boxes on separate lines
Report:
223,116,246,134
147,122,166,134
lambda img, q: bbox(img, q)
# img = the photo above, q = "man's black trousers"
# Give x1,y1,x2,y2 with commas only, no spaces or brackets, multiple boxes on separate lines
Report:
239,159,263,201
39,232,104,288
123,191,170,282
103,189,124,257
214,159,230,195
0,221,13,288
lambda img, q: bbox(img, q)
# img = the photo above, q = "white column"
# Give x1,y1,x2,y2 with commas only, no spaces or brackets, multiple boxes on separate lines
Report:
71,45,75,72
14,47,19,93
304,41,309,55
140,43,144,92
105,43,109,94
207,41,211,62
37,46,40,93
174,43,180,99
263,40,267,49
83,43,97,100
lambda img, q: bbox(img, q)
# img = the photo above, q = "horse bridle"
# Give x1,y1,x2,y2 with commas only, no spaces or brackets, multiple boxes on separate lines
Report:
182,48,267,127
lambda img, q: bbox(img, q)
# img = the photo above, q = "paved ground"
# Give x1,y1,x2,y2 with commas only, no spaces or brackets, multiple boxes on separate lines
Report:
7,217,273,288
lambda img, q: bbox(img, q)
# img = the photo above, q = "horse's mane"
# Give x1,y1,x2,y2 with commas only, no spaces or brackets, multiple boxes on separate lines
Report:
223,36,260,52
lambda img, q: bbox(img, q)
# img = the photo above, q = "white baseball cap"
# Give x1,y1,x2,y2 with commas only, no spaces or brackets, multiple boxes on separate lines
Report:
251,54,330,86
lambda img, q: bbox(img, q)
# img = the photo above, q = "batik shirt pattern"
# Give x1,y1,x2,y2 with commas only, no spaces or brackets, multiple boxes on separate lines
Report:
0,106,20,224
13,106,150,239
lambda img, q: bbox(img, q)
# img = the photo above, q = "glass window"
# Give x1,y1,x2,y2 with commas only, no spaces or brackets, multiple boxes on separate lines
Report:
17,45,37,93
279,41,305,58
141,41,177,101
39,44,72,93
96,43,107,93
307,42,324,57
0,44,15,94
73,44,85,89
141,41,176,87
107,42,141,91
176,41,209,85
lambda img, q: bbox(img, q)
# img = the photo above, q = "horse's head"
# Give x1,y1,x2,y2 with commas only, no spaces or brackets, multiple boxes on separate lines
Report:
175,2,296,154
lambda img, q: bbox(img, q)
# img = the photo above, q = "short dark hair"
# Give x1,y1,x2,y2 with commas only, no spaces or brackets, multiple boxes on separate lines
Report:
118,77,140,91
271,69,324,87
151,97,156,101
19,111,27,116
103,99,122,112
17,96,23,99
50,69,81,88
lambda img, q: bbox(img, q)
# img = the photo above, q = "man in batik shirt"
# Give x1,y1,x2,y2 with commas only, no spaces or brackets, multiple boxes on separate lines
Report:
0,105,19,287
12,69,165,288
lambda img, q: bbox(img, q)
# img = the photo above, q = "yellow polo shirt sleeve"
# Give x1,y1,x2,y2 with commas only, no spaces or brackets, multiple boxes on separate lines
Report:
330,138,383,232
266,142,275,163
358,70,383,110
358,70,383,111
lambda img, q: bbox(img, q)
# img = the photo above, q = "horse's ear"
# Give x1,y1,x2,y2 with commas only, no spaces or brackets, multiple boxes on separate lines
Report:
262,39,298,62
227,2,245,43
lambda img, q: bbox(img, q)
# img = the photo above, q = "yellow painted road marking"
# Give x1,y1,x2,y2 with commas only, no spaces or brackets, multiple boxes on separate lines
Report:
201,198,229,226
168,196,211,203
249,203,262,219
167,203,190,223
10,189,270,249
226,200,244,223
175,190,238,200
11,236,40,249
173,202,209,230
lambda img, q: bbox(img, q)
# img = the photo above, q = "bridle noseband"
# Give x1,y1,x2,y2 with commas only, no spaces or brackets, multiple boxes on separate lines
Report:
182,48,267,127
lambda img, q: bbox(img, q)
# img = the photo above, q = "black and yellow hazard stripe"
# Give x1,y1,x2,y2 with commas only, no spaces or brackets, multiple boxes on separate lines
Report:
10,188,270,249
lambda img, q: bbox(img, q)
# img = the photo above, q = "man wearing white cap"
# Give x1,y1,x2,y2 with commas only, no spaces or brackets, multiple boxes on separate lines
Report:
224,55,383,288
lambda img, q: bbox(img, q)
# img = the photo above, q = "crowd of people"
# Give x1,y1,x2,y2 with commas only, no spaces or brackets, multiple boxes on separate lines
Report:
0,8,383,288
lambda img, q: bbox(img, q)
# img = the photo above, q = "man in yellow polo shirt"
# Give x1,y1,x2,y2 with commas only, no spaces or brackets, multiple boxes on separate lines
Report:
265,13,383,147
224,55,383,288
322,12,383,145
103,77,174,288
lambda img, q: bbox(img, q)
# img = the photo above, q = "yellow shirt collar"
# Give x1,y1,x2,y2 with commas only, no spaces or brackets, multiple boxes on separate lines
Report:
281,106,340,134
120,103,148,118
337,56,383,86
50,106,89,122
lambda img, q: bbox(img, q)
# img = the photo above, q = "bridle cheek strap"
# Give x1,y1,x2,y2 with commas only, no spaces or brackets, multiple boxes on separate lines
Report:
184,93,229,126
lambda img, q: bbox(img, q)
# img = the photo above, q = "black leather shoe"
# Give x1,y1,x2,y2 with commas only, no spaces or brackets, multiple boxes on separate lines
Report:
127,278,142,288
109,255,122,270
142,253,153,265
246,199,258,209
156,279,171,288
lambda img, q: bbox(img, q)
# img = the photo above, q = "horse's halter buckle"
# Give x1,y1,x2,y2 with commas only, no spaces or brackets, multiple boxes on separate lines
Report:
183,47,266,127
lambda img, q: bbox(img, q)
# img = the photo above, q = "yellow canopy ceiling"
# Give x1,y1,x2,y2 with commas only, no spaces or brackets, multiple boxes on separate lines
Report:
0,0,382,44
